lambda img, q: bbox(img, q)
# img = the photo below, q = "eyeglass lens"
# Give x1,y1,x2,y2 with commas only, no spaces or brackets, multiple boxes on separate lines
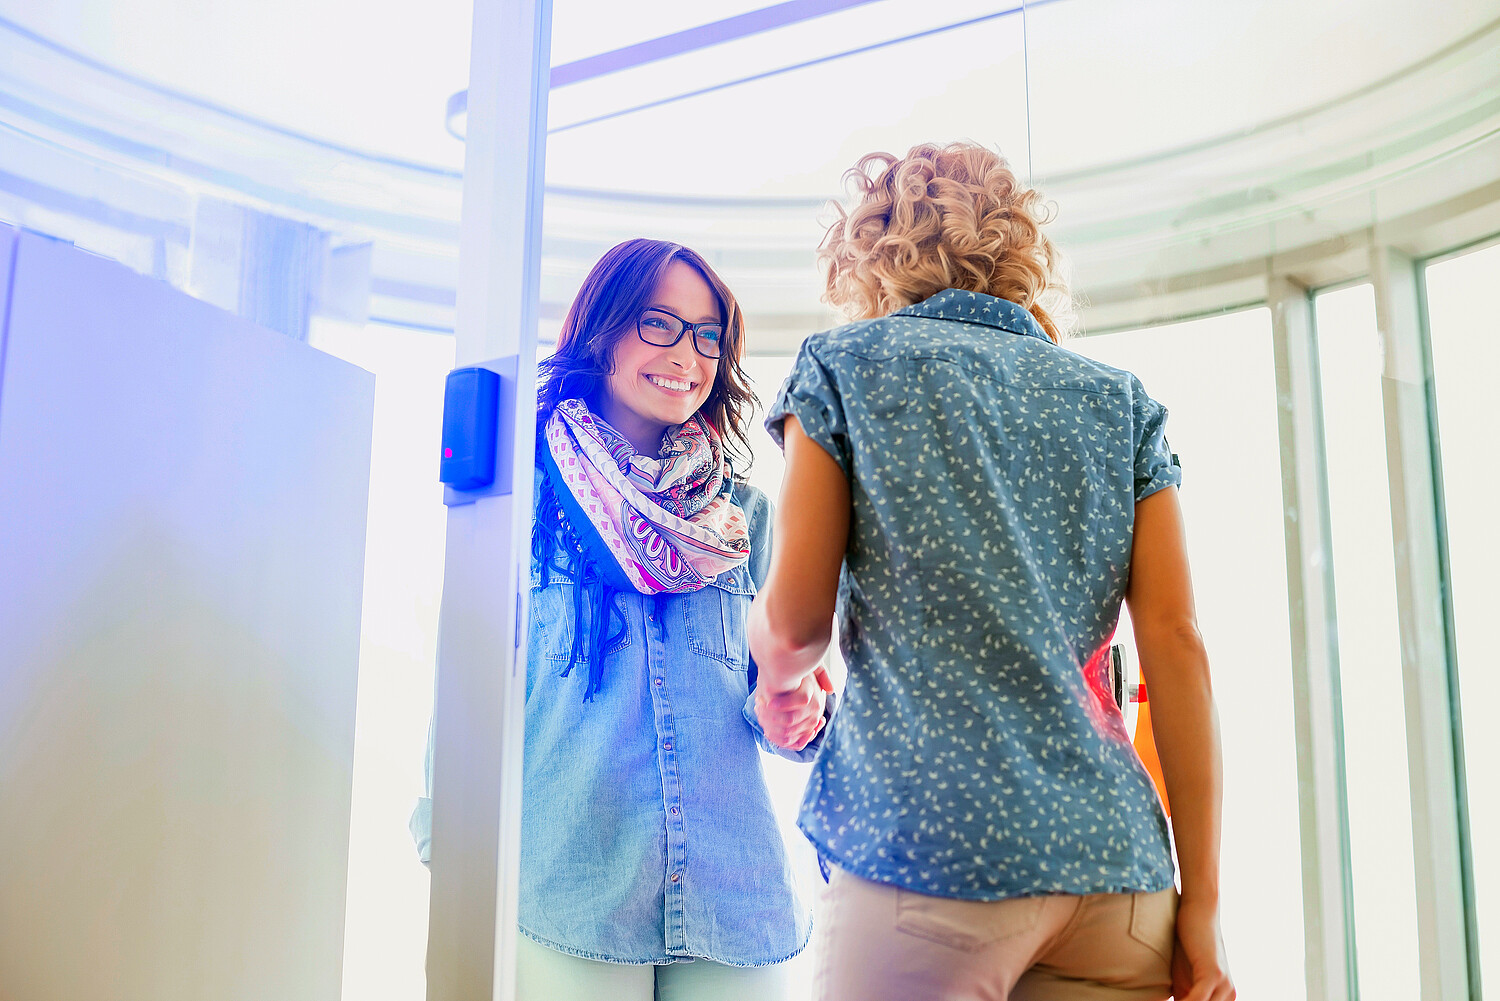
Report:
639,309,724,358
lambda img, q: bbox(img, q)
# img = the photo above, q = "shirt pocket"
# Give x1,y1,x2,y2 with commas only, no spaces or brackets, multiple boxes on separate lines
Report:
530,580,631,664
683,566,755,670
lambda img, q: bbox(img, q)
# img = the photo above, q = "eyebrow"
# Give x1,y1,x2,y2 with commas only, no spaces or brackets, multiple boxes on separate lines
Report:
649,304,722,324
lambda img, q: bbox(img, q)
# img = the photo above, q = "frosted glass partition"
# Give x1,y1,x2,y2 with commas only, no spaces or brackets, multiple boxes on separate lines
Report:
1072,309,1307,1000
544,0,1031,200
1312,284,1421,1000
307,321,455,1001
0,227,375,1000
1424,241,1500,991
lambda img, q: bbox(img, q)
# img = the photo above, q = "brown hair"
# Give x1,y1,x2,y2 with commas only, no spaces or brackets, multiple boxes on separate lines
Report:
538,238,758,469
818,142,1071,341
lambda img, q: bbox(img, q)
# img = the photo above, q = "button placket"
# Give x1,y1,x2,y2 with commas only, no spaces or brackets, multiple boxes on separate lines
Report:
646,592,688,952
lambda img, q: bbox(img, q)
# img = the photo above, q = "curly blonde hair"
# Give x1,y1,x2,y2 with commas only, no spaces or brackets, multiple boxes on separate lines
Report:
818,142,1072,341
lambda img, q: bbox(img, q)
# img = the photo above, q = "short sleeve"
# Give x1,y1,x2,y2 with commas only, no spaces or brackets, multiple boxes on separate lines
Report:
765,340,852,478
1130,377,1182,501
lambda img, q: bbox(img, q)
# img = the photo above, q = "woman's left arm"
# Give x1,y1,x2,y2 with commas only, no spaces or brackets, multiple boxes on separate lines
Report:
740,472,836,756
748,415,850,696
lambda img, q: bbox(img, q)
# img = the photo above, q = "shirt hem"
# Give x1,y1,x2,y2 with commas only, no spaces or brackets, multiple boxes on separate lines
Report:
517,923,811,969
797,823,1176,902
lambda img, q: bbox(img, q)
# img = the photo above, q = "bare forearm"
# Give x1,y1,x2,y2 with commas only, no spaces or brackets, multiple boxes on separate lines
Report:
749,415,850,694
749,596,829,693
1138,624,1223,904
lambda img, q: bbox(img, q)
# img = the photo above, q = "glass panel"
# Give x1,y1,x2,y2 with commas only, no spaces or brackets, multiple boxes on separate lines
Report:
306,319,454,1001
741,352,818,999
1021,0,1492,177
1424,240,1500,990
549,0,1012,142
1312,284,1421,1000
551,0,779,63
545,3,1029,199
1071,309,1307,1001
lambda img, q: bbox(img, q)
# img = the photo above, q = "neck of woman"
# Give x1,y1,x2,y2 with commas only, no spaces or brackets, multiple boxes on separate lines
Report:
594,396,667,457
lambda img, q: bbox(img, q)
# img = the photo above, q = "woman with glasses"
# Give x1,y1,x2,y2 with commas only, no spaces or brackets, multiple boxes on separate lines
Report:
465,238,829,1000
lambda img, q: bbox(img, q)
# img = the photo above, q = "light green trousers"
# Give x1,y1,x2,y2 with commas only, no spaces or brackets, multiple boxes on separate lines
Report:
516,932,791,1001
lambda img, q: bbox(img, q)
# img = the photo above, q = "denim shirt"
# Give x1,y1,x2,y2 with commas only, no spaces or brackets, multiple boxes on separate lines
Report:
766,289,1179,902
412,473,825,967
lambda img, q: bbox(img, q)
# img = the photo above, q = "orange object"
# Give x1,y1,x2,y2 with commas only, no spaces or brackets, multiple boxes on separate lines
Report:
1131,686,1171,817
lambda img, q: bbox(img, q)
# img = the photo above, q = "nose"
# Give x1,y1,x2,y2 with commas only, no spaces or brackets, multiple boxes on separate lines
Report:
663,334,698,372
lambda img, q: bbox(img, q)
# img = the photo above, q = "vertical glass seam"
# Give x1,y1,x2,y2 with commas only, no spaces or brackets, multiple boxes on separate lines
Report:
1413,258,1483,1001
1307,288,1363,1001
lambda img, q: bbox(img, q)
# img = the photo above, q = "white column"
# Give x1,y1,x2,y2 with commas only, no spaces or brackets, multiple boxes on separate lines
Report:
1370,246,1474,1001
425,2,551,1000
1269,274,1357,1001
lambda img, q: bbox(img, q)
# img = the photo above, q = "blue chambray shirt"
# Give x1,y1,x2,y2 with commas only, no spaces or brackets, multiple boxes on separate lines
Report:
766,289,1179,901
412,475,825,967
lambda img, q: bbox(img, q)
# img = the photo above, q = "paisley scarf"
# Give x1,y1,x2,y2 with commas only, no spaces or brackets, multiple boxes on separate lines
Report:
535,397,749,699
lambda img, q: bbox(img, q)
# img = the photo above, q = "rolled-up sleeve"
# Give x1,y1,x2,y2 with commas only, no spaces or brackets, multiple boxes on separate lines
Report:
765,340,852,478
1130,377,1182,501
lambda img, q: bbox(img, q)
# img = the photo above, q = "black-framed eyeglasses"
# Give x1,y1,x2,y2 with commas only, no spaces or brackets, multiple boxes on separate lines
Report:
637,308,725,359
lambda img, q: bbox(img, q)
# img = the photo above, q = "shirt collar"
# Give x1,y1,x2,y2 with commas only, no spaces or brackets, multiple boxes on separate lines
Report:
890,289,1051,342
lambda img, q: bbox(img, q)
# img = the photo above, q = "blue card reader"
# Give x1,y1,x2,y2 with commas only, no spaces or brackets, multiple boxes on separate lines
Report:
439,357,516,503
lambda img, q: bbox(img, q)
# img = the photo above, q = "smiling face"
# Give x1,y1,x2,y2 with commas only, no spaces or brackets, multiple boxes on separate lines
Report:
598,259,721,455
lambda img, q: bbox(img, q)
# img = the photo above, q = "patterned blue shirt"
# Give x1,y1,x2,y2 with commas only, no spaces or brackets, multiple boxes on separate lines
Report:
766,289,1179,901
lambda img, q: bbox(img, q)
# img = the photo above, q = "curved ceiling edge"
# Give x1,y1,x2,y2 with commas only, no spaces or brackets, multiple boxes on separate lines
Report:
1,13,1499,342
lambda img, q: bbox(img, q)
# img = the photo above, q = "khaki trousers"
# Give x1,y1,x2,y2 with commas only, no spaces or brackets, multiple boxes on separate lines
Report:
813,866,1176,1001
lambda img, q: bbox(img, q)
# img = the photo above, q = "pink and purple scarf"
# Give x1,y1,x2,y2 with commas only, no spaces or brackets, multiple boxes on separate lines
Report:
542,397,749,595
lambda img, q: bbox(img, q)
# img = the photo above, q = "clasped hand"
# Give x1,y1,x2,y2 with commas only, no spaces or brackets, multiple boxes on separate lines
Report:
754,665,834,752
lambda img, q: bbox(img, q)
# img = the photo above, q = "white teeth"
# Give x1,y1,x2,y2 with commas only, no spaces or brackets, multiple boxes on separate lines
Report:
648,375,692,392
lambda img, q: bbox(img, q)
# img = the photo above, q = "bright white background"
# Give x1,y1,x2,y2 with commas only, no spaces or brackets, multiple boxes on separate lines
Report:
4,0,1496,193
1313,284,1422,1000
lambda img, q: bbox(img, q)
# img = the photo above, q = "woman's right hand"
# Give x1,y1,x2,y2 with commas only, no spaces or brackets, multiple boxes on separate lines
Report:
1171,896,1235,1001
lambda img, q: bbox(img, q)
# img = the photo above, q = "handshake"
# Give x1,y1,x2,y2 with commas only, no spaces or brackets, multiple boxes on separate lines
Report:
753,662,835,753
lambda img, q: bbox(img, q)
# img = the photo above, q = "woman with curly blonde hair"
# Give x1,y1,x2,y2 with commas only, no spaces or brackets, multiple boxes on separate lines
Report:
749,144,1235,1001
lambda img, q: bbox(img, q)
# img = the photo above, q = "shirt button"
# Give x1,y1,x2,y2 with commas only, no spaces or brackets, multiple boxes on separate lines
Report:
663,742,673,751
670,872,681,883
654,678,663,686
670,806,679,816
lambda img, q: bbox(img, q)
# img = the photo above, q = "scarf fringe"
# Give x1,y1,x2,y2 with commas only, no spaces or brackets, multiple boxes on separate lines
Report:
533,473,628,702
